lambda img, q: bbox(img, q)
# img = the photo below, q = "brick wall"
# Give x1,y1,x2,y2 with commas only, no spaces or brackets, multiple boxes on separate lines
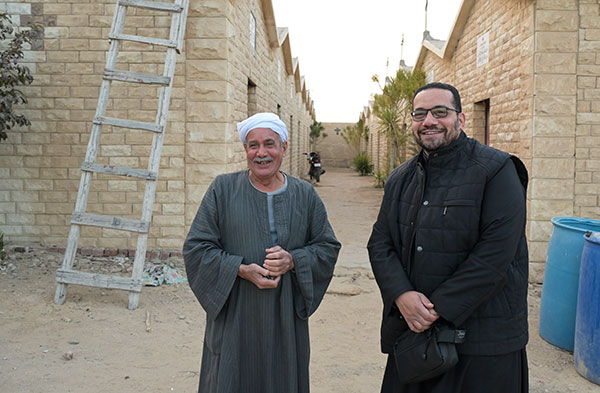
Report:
317,122,355,168
0,0,315,250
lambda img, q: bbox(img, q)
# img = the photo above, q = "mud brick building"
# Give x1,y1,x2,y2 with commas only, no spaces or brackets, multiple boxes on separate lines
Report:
0,0,315,252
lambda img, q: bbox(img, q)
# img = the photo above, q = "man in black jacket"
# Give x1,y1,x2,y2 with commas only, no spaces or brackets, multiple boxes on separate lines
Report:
367,82,529,393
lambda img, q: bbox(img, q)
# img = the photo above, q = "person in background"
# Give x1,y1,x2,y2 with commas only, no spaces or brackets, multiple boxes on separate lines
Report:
368,82,529,393
183,112,340,393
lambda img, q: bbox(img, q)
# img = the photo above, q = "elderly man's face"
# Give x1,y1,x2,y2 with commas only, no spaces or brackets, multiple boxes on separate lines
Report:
411,88,465,153
244,128,287,182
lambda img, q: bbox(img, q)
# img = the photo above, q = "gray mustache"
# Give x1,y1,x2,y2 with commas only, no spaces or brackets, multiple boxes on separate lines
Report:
253,157,274,163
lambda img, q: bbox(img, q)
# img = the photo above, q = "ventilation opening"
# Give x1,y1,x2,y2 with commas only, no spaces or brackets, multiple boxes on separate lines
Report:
247,79,257,117
473,99,490,145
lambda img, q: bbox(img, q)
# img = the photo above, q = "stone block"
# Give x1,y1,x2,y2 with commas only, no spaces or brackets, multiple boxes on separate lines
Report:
162,203,185,215
575,195,598,207
44,144,72,156
72,3,104,15
575,183,600,196
534,74,577,95
167,180,185,191
0,203,16,213
186,59,229,81
100,145,132,156
535,53,576,73
89,15,112,28
578,76,596,88
532,158,574,178
55,98,85,110
530,178,574,199
186,17,228,38
535,32,578,51
71,86,99,98
580,15,600,29
187,101,230,123
186,121,235,143
533,116,575,137
580,40,600,53
536,0,577,9
102,203,132,215
56,15,89,27
15,144,43,156
186,39,228,60
6,3,31,14
47,51,80,64
535,10,578,31
107,180,138,192
529,199,574,220
188,0,229,17
186,143,234,165
40,191,69,203
7,214,35,225
529,219,554,242
534,96,576,116
156,238,184,248
0,225,22,236
24,180,53,191
578,112,600,124
186,80,229,101
98,192,126,203
65,63,95,75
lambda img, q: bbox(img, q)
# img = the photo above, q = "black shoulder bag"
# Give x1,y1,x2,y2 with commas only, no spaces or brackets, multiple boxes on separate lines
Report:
393,321,466,384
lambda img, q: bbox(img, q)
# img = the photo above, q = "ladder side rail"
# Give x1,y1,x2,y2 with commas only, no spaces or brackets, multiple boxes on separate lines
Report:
174,0,189,54
128,48,178,310
55,4,129,305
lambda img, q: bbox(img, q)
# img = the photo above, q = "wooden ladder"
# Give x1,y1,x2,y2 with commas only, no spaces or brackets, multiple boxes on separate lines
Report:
54,0,189,310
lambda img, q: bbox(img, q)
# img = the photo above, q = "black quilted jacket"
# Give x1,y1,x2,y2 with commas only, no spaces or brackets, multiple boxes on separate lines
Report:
368,131,529,355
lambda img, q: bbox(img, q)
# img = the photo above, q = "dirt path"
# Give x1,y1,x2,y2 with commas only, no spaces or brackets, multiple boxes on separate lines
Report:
1,167,598,392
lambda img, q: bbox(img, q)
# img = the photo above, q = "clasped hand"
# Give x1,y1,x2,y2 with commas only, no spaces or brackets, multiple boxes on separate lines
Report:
238,246,294,289
395,291,440,333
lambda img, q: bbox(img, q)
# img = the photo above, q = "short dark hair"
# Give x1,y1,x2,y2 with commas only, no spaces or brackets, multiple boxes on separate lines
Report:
412,82,462,113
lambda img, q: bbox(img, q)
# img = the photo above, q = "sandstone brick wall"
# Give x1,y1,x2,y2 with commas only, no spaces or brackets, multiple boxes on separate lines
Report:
0,0,315,251
317,122,355,168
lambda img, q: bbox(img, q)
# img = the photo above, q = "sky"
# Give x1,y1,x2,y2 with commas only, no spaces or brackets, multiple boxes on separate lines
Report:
271,0,463,123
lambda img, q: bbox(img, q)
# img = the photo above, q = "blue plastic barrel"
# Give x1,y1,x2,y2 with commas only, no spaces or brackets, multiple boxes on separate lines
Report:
539,217,600,351
574,232,600,385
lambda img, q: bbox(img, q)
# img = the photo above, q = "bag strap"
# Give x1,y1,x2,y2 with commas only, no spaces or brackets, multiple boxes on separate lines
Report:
437,328,467,344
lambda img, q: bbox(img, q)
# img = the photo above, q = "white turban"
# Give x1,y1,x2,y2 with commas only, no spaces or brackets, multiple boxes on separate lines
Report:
237,112,288,144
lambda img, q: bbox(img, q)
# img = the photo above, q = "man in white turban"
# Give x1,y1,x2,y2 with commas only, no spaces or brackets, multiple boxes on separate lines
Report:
184,112,340,393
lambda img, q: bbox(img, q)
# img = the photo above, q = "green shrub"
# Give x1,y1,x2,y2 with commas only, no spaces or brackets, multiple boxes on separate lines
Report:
353,153,373,176
374,169,387,188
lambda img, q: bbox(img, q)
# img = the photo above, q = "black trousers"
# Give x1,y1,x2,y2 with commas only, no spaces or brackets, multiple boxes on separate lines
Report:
381,348,528,393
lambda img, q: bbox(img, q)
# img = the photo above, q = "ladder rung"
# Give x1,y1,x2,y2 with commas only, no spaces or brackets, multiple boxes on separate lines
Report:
71,212,150,233
56,269,142,292
119,0,183,12
109,32,176,49
104,68,171,85
94,116,163,133
82,162,157,180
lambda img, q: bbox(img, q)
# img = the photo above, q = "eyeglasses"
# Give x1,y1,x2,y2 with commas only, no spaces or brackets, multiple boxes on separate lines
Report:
411,105,460,121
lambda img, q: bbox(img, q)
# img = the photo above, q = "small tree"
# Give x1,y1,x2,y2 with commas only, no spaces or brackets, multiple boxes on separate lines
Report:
372,68,425,167
341,114,369,155
0,13,42,142
309,121,327,151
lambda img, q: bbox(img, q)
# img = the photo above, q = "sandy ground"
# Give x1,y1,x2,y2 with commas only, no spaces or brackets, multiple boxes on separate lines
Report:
1,167,599,393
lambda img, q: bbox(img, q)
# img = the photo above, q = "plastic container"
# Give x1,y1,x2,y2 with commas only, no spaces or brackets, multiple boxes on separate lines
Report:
574,231,600,385
539,217,600,351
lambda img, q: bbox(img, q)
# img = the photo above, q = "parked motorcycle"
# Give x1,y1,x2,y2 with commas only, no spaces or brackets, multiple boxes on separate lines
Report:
304,152,325,182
